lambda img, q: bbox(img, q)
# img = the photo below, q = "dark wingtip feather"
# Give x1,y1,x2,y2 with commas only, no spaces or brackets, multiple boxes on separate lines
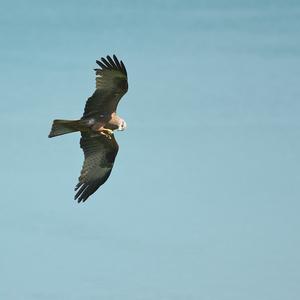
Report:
95,55,127,76
96,60,109,69
75,183,82,191
74,184,89,202
101,57,111,68
106,55,117,68
120,60,127,76
113,54,122,70
74,179,106,203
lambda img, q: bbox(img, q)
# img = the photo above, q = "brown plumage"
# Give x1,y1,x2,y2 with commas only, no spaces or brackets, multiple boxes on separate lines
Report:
48,55,128,202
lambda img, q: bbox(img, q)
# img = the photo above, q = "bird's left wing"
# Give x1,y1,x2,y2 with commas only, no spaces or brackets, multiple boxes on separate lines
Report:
75,133,119,203
82,55,128,119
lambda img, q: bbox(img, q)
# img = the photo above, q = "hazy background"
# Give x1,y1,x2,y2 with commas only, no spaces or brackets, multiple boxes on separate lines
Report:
1,0,300,299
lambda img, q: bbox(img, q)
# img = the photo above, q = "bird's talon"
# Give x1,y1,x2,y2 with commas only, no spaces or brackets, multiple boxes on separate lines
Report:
100,131,112,139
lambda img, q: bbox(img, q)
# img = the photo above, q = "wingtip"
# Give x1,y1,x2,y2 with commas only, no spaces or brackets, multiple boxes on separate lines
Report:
75,196,87,203
74,183,81,191
95,55,127,76
120,60,127,76
74,193,83,203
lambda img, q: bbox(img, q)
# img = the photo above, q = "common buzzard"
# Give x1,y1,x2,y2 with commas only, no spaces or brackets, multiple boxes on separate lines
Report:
48,55,128,203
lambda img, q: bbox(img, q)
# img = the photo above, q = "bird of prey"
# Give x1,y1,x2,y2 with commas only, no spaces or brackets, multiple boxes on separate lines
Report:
48,55,128,203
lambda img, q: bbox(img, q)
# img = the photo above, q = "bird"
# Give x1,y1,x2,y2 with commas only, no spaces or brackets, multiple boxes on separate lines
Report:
48,55,128,203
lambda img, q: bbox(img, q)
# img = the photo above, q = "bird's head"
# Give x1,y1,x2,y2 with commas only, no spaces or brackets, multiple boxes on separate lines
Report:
118,119,127,131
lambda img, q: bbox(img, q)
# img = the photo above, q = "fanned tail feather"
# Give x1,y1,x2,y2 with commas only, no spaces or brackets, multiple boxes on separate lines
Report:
48,120,81,138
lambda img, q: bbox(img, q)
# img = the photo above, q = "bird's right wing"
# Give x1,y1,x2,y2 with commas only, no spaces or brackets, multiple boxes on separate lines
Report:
75,133,119,203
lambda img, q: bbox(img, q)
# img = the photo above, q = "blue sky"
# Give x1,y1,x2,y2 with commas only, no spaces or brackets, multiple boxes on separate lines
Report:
1,0,300,299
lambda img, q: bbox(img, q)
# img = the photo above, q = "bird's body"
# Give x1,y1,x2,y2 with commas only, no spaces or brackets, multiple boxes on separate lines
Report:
49,55,128,203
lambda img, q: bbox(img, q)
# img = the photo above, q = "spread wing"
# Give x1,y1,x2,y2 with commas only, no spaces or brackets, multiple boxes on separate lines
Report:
82,55,128,119
75,133,119,203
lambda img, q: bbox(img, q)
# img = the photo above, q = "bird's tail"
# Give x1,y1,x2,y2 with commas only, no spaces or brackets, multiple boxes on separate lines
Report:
48,119,82,138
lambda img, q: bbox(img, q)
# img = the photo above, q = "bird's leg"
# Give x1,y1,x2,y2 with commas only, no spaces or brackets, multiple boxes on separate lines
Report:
99,128,113,139
91,123,114,139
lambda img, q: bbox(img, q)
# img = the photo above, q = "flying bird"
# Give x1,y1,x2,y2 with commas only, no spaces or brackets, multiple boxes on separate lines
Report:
48,55,128,203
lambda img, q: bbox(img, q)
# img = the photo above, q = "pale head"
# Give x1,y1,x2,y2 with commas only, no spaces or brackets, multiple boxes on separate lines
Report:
118,119,127,131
